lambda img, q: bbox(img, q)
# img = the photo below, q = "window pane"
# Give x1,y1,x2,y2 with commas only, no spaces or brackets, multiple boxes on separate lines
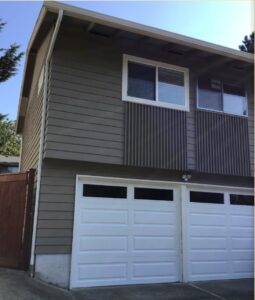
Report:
135,187,173,201
198,78,222,111
230,194,254,206
158,68,185,105
223,84,246,116
83,184,127,198
190,191,224,204
128,62,155,100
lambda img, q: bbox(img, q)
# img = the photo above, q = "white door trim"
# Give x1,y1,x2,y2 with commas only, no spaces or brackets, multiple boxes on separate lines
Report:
75,174,253,193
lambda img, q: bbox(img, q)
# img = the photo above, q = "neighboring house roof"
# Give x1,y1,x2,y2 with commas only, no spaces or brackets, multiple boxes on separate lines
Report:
16,1,254,133
0,155,19,165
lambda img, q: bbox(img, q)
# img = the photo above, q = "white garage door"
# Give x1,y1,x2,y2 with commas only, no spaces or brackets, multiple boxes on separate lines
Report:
185,188,254,281
71,179,181,288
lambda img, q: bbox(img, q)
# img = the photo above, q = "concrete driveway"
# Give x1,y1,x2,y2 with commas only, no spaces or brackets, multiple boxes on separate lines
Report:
0,268,253,300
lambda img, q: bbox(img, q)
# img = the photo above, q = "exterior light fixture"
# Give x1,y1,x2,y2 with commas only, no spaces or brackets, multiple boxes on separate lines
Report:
182,174,192,182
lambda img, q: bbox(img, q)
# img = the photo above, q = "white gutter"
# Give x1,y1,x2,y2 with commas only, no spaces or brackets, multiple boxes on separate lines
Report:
30,9,63,272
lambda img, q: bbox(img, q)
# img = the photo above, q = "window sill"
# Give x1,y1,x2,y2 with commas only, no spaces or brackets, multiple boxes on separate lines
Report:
197,107,248,118
122,96,189,112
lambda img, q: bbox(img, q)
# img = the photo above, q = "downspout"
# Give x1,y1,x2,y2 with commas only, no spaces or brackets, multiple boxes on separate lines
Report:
30,9,63,273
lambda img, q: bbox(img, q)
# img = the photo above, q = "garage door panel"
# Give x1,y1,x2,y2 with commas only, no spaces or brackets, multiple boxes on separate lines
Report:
133,201,175,211
232,250,253,260
81,209,128,225
80,225,129,236
133,236,175,251
80,236,128,251
190,237,227,250
231,237,254,250
132,262,177,279
134,211,175,225
79,263,128,280
230,215,253,227
189,226,227,237
132,225,176,236
232,261,253,274
230,205,253,213
190,250,228,261
189,213,226,226
191,261,229,276
189,205,225,214
230,227,253,237
77,252,129,263
81,198,128,209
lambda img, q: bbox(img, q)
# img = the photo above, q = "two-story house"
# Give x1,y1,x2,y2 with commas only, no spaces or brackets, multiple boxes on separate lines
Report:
17,2,254,289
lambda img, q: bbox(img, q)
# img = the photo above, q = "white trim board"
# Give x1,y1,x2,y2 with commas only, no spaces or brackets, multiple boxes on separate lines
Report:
75,174,253,193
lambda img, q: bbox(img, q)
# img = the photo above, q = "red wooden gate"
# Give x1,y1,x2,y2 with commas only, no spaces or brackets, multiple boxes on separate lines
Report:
0,169,35,270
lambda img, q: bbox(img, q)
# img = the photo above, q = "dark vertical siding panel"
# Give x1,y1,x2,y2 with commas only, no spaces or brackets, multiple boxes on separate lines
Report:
186,72,197,171
247,83,254,176
125,102,187,171
196,110,250,176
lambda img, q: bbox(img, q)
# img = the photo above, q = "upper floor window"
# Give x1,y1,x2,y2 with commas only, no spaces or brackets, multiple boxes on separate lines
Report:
198,78,247,116
122,54,189,111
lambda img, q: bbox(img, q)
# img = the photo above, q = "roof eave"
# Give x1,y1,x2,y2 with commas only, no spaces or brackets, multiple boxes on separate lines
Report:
44,1,254,64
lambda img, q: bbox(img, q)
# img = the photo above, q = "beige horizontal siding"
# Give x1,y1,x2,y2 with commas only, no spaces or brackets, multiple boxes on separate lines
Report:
44,150,122,165
44,30,124,165
20,84,43,171
20,28,53,172
46,134,122,149
37,229,73,237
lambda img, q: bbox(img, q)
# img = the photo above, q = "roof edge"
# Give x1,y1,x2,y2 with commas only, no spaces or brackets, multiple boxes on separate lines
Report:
44,1,254,64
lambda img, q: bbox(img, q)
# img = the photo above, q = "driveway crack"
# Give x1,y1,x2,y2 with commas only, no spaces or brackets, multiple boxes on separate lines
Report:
188,282,227,300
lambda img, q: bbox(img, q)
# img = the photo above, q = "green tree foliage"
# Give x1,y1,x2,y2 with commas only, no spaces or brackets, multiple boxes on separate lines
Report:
0,19,24,83
0,113,7,122
0,115,20,156
239,32,254,53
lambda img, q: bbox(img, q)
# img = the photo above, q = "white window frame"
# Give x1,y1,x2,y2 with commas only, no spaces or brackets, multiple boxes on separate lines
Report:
196,79,248,117
122,54,190,111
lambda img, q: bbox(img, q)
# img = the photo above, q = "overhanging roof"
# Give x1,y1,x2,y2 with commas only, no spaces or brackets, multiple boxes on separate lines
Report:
16,1,254,133
44,1,253,63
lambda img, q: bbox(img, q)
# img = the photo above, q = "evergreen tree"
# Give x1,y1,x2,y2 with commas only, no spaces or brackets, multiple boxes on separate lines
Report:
239,32,254,53
0,19,24,83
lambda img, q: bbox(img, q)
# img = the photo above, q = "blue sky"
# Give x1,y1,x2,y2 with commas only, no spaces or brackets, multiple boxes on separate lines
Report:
0,1,253,120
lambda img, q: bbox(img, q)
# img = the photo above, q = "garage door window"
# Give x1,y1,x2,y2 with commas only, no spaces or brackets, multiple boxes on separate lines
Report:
190,191,224,204
230,194,254,206
134,187,173,201
83,184,127,198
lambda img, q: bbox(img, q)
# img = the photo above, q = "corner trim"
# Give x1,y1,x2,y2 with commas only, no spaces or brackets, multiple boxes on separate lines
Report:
30,9,64,270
